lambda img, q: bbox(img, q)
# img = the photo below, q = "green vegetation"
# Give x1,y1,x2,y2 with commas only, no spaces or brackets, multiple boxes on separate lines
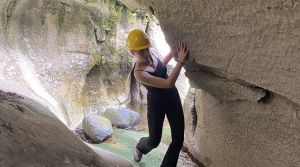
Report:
57,5,66,34
91,54,104,67
2,0,19,43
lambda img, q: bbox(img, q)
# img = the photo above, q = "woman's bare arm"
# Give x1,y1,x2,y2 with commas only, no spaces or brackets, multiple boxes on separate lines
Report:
135,42,188,88
161,51,173,66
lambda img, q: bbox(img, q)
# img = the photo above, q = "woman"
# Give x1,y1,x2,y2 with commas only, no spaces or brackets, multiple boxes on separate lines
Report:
126,29,188,167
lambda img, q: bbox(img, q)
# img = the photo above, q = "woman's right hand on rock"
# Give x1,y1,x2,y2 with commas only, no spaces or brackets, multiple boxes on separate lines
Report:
177,42,188,63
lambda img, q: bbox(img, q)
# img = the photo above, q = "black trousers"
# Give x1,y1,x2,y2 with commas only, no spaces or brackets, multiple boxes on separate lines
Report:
136,88,185,167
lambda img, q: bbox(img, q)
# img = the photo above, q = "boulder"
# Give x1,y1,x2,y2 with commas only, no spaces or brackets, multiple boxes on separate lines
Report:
82,113,113,143
103,107,141,129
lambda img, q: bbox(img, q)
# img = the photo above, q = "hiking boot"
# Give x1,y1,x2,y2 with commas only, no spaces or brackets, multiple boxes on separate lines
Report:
134,148,142,162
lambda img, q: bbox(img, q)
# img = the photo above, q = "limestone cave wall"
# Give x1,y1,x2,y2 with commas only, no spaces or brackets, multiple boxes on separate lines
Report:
120,0,300,166
0,0,142,127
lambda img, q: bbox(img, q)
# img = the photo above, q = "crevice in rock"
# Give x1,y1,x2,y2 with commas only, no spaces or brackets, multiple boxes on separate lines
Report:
0,119,13,133
145,18,150,33
185,64,267,102
190,88,197,136
149,6,155,15
9,104,25,113
0,91,23,101
186,59,258,88
266,0,298,10
61,50,94,56
184,59,295,103
182,146,206,167
57,1,72,7
258,90,273,104
186,60,298,104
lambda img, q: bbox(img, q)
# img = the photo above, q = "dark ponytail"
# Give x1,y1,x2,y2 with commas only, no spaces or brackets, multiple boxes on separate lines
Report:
143,48,155,68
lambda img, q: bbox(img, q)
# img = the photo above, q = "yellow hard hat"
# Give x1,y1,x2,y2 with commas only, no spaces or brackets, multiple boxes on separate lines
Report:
126,29,150,50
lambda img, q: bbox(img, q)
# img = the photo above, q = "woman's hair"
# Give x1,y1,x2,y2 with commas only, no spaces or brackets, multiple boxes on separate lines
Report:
126,48,154,104
141,48,155,68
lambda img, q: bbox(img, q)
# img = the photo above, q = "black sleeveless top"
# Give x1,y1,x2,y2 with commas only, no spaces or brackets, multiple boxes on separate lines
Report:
134,56,176,94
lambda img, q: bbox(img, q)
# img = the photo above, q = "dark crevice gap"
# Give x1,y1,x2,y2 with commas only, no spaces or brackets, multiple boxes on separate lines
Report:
182,146,206,167
186,59,269,102
149,6,155,15
190,88,197,136
0,119,14,133
258,90,273,104
266,0,297,10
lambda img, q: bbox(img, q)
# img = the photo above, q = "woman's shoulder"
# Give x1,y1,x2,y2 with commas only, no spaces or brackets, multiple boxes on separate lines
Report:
134,62,148,72
149,47,161,58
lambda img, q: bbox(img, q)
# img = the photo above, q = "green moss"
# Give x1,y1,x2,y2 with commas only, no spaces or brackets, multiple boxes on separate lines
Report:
125,8,136,19
3,0,18,30
91,54,103,67
95,17,115,29
85,0,99,3
57,5,66,34
55,1,96,39
3,0,19,43
108,45,117,55
115,3,123,18
87,95,98,104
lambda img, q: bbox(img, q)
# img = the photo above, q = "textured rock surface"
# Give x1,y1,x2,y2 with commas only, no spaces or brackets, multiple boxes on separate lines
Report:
0,90,132,167
183,89,300,167
186,71,266,102
0,0,139,128
120,0,300,166
82,113,113,143
103,107,141,128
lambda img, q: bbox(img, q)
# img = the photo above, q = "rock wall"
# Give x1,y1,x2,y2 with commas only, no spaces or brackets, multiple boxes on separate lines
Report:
0,0,140,128
120,0,300,166
184,89,300,167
